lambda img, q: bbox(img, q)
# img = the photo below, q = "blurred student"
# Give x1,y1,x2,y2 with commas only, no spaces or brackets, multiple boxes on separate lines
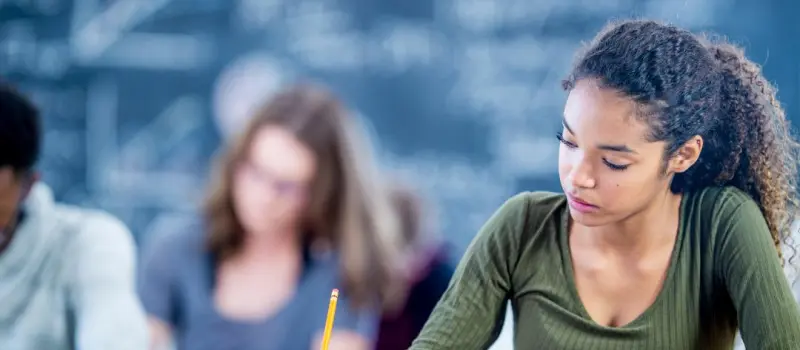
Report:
0,82,148,349
375,184,455,350
139,83,404,350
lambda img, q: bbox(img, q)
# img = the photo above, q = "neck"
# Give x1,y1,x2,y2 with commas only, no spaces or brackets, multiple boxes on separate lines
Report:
582,190,682,255
239,229,303,261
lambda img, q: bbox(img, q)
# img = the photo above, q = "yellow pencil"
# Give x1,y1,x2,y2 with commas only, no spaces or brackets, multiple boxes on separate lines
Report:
320,288,339,350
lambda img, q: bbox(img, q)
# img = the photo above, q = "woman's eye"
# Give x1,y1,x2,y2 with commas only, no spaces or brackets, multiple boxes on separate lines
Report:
603,159,629,171
557,133,630,171
556,133,577,149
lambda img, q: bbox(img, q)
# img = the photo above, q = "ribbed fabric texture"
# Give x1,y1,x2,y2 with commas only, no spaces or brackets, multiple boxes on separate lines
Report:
410,187,800,350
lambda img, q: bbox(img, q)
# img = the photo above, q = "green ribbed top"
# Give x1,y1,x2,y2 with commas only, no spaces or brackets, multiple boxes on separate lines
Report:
411,186,800,349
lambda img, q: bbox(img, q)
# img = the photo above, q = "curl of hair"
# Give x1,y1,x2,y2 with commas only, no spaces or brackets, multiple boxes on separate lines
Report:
564,20,800,267
701,42,800,266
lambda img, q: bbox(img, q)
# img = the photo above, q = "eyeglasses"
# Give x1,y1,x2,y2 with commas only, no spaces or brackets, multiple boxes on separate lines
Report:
239,160,308,198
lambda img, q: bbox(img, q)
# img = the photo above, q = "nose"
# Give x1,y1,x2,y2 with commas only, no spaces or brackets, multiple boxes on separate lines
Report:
567,157,596,190
247,178,279,206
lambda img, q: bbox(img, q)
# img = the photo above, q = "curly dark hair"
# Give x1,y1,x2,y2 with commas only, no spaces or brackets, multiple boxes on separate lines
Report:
563,20,800,265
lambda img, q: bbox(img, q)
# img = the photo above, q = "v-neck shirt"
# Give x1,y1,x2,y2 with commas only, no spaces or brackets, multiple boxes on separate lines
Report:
138,227,378,350
411,186,800,349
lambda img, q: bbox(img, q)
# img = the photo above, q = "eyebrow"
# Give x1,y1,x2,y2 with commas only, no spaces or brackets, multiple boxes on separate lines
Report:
562,118,637,154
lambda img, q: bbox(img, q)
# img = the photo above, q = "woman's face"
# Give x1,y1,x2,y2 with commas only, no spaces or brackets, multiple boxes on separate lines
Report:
232,126,316,239
558,80,674,227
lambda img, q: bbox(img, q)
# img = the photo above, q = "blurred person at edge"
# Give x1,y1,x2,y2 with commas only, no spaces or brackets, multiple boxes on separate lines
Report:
138,83,405,350
0,82,148,349
374,183,455,350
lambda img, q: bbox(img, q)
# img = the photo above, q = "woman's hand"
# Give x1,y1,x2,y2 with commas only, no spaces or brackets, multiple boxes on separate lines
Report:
312,330,371,350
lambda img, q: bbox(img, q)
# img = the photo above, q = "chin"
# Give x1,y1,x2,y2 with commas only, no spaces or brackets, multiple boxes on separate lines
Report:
240,218,275,236
568,208,612,227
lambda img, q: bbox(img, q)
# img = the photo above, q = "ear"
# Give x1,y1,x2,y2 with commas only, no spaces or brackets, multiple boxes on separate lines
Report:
668,135,703,174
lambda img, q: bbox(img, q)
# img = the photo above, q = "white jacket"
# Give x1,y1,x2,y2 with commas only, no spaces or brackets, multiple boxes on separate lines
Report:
0,183,148,350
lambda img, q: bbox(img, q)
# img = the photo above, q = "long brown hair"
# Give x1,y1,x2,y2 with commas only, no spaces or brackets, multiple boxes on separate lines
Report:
387,182,432,250
204,82,403,308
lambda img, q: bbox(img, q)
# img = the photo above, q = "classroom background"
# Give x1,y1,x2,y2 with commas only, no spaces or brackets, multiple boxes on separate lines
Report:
1,0,798,349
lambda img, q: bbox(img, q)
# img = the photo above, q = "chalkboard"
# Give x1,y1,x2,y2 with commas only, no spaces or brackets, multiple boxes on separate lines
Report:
1,0,797,253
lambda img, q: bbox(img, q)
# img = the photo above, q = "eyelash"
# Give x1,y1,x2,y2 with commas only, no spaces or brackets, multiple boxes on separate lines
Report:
555,132,630,171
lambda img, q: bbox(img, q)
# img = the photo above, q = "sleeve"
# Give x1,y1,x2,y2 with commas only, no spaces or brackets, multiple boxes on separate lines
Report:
67,212,149,350
716,198,800,349
410,193,529,350
137,228,182,325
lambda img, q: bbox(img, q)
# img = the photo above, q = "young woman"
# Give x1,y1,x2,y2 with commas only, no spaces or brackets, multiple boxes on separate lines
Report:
138,83,403,350
411,20,800,349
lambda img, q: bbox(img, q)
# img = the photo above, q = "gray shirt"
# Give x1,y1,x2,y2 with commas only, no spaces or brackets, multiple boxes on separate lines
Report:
0,183,148,350
138,227,379,350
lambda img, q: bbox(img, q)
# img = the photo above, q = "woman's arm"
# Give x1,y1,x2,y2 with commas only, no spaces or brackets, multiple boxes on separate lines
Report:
312,331,371,350
137,231,184,350
717,198,800,349
147,318,174,350
410,194,530,349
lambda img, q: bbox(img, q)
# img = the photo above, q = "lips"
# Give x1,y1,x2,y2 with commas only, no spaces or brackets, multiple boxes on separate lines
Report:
567,195,596,207
566,194,599,213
